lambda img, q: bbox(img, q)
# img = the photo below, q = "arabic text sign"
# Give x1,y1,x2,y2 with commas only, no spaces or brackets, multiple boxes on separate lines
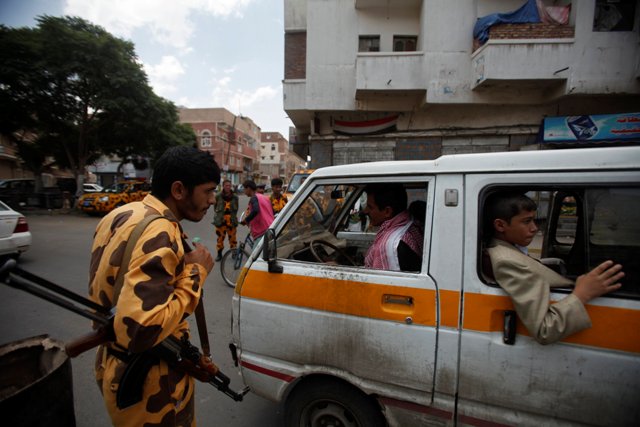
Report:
543,113,640,142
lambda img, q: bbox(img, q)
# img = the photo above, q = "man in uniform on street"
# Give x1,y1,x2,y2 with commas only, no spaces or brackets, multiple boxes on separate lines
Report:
88,146,220,427
213,179,239,261
269,177,288,216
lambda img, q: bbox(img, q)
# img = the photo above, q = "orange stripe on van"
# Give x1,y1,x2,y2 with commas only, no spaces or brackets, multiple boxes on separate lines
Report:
462,293,640,353
439,289,460,328
241,270,437,326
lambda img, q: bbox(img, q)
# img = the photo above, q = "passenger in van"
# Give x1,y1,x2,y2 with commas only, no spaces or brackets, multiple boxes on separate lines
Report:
484,192,625,344
363,183,423,272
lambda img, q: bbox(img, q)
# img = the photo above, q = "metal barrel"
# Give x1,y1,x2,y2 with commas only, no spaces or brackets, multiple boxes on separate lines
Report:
0,335,76,427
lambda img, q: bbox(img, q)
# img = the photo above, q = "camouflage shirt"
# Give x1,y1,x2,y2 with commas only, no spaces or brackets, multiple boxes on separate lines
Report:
88,194,207,352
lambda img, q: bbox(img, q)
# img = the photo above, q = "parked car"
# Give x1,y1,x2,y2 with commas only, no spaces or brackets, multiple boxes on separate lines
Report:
77,180,150,215
82,183,103,193
0,200,31,259
0,178,36,209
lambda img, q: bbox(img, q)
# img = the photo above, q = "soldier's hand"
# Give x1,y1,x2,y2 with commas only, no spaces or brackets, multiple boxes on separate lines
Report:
186,242,215,274
573,260,624,304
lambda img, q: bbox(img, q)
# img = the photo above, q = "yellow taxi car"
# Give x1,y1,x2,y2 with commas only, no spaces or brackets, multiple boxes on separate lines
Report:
77,180,150,215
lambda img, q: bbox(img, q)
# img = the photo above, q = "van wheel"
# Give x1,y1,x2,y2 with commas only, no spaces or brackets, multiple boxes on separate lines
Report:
284,377,386,427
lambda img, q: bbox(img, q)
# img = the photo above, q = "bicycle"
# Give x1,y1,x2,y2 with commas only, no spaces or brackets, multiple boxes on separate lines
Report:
220,222,254,288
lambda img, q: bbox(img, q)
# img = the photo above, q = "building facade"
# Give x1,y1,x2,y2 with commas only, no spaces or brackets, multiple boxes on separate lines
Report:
284,0,640,168
258,131,308,185
179,108,261,186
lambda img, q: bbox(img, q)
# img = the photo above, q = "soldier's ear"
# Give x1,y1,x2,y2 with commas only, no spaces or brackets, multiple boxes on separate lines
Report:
170,181,186,200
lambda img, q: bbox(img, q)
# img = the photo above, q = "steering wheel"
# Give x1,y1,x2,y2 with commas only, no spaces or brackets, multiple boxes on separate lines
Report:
309,239,357,266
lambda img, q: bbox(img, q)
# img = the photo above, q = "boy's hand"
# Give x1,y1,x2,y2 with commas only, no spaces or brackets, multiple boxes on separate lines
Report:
185,242,215,274
573,260,624,304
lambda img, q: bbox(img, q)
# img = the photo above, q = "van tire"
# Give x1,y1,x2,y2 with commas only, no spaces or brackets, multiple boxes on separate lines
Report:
284,377,386,427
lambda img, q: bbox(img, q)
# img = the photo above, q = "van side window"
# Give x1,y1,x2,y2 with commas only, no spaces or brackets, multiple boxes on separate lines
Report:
275,181,428,273
480,186,640,299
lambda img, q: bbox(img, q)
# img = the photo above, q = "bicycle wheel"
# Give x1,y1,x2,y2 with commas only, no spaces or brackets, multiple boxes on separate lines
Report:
220,248,251,288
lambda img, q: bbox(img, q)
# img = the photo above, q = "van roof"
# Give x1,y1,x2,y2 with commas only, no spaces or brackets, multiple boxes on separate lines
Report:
311,146,640,178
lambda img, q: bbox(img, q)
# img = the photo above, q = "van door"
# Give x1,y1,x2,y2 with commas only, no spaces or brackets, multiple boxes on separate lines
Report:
236,176,440,424
457,172,640,426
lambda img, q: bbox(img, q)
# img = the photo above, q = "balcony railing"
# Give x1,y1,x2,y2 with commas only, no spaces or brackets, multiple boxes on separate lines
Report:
356,51,425,92
471,24,575,91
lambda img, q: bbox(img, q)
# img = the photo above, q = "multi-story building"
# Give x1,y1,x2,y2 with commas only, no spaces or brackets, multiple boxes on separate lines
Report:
179,108,261,186
284,0,640,168
258,132,287,183
258,131,308,185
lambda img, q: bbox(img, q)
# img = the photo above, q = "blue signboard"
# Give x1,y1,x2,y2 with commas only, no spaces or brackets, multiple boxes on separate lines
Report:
543,112,640,142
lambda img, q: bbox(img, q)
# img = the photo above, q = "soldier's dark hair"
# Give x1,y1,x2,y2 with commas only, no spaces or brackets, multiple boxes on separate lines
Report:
151,146,221,200
271,177,283,186
243,180,257,191
364,183,407,216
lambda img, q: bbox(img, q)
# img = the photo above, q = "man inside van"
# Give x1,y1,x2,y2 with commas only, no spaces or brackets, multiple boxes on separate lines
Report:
363,183,423,272
484,191,625,344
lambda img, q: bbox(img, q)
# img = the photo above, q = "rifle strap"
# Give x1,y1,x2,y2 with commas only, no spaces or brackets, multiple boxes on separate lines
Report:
111,213,211,357
112,214,163,307
194,300,210,357
180,237,211,358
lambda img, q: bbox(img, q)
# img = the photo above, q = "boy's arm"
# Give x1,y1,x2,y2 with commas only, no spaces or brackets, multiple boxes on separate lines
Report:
493,256,591,345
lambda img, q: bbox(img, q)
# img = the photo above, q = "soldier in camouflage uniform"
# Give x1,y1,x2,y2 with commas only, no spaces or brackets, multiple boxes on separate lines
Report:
269,177,288,216
213,179,238,261
88,146,220,427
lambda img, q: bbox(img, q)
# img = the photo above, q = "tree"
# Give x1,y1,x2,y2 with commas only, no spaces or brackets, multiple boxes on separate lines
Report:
0,16,194,191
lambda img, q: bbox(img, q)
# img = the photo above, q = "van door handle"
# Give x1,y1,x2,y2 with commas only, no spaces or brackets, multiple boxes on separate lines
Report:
382,294,413,306
504,310,517,345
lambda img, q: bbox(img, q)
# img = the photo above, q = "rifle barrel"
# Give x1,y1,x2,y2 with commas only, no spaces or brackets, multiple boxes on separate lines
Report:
6,273,109,325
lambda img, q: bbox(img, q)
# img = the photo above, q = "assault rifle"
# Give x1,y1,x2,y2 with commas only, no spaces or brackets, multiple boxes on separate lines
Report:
0,260,249,407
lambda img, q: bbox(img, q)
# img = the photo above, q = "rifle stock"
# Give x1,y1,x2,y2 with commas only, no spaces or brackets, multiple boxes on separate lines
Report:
65,325,113,358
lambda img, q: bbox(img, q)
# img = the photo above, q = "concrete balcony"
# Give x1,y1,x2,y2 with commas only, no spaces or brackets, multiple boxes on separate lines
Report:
283,79,312,133
283,79,306,111
355,52,426,110
471,38,574,92
355,0,421,9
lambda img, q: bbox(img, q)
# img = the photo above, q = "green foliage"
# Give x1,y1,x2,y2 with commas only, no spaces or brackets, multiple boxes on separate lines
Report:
0,16,195,179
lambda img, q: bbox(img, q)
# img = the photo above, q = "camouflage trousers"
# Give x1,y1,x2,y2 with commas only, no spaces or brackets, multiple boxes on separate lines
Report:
215,222,237,252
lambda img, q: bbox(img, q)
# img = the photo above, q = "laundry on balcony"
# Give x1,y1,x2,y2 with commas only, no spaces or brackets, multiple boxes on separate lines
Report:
473,0,571,46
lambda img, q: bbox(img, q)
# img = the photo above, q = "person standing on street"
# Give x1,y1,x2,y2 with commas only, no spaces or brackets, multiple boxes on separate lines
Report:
213,179,239,261
269,177,288,216
241,179,274,240
88,146,220,427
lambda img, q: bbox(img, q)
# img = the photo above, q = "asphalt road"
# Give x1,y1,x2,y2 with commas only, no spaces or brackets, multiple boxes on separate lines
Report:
0,195,284,426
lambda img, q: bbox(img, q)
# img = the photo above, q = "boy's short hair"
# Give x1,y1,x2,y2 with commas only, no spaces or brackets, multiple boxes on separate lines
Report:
364,183,407,216
484,191,537,239
271,177,283,186
151,146,220,200
243,180,257,191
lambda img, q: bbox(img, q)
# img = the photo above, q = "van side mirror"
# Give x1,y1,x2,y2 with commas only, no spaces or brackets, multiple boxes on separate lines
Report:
262,229,283,273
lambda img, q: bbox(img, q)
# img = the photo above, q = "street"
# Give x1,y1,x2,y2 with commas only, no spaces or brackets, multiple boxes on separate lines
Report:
0,195,284,426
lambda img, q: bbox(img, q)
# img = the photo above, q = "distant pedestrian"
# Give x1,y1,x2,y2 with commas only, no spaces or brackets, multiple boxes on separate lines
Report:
241,180,274,240
270,177,288,216
213,179,239,261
